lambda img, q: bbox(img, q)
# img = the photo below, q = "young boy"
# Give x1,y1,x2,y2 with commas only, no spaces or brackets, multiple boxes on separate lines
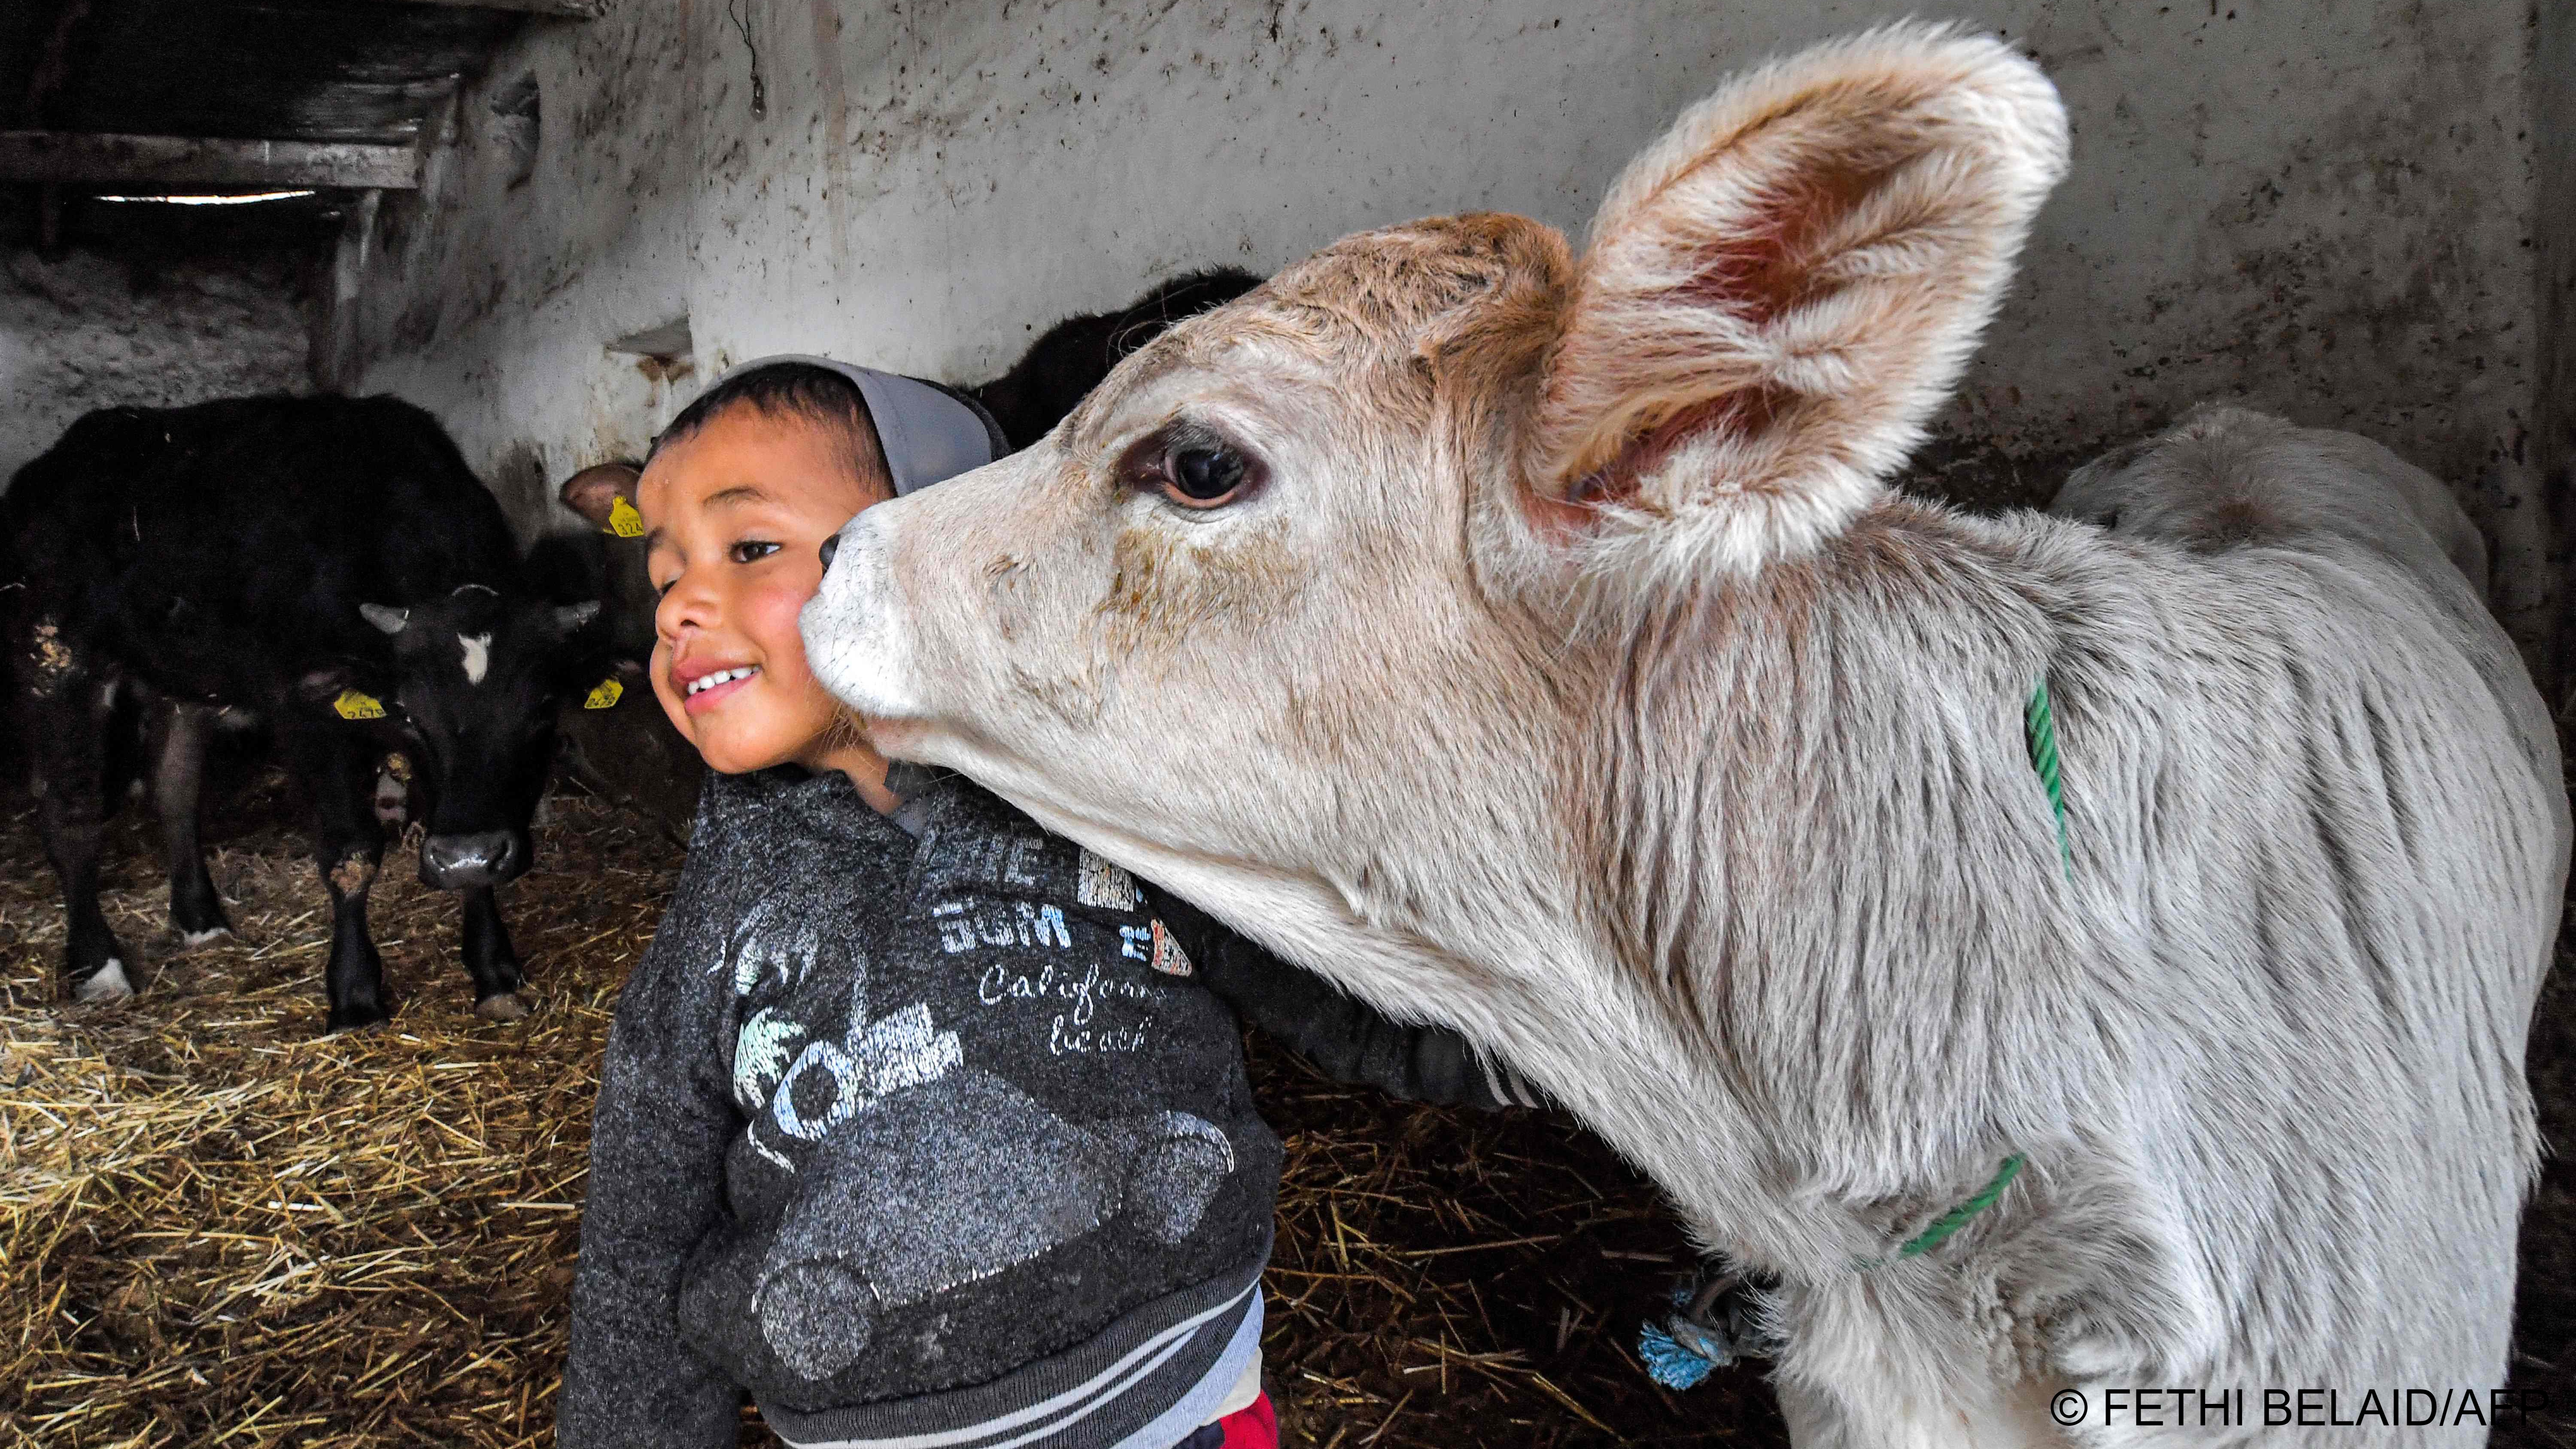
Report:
558,352,1541,1449
558,358,1283,1449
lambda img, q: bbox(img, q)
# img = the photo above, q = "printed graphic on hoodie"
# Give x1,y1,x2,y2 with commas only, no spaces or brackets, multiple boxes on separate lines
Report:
719,878,1236,1380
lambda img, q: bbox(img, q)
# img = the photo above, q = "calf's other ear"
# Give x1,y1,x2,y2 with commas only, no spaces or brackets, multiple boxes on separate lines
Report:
359,603,410,635
1529,23,2067,571
559,462,643,530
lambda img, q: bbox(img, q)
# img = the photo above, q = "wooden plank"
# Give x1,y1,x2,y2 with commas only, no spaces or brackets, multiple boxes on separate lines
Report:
324,189,385,392
0,132,420,189
363,0,610,15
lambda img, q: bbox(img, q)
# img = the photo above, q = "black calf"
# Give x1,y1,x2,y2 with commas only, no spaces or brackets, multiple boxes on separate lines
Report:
966,268,1261,451
4,395,605,1031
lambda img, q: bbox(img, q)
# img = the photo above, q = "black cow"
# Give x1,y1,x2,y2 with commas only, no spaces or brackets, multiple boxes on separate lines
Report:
536,268,1265,840
4,395,605,1031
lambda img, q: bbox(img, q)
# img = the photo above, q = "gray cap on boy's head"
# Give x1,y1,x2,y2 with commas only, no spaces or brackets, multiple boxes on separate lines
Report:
709,354,1004,495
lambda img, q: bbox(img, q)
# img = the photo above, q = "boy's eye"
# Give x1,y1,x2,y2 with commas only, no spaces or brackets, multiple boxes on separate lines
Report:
729,541,781,565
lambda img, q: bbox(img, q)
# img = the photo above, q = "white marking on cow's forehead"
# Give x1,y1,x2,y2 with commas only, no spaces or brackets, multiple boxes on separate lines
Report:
460,633,493,686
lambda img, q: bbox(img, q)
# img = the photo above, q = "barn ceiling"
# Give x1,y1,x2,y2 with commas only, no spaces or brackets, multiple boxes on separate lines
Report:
2,0,596,257
4,0,531,149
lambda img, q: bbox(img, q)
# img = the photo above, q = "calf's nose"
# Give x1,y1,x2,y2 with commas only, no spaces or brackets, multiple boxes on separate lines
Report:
818,532,839,573
419,830,526,889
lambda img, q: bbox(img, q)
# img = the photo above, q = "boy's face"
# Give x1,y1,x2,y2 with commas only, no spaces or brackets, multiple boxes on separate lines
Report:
640,405,887,775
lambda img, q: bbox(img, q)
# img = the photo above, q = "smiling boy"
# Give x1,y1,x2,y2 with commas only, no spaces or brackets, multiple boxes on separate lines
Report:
560,359,1285,1449
561,355,1537,1449
643,376,899,799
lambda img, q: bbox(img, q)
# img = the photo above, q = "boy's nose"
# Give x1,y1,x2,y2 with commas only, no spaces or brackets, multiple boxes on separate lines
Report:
818,533,839,573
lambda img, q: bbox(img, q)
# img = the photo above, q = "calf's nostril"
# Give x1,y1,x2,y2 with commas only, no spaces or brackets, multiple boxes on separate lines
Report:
818,533,839,573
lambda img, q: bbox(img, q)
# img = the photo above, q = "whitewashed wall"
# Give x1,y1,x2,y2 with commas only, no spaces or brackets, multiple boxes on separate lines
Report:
0,248,314,485
350,0,2552,657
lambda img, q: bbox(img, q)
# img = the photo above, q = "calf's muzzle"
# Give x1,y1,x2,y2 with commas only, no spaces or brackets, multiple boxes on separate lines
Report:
418,830,528,889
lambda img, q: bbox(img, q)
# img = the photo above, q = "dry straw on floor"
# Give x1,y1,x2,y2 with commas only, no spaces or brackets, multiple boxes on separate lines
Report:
3,773,2570,1448
0,781,1764,1449
1,791,668,1449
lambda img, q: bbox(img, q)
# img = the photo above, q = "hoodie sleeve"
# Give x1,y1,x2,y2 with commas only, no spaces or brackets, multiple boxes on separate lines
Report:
558,928,745,1449
1138,882,1543,1112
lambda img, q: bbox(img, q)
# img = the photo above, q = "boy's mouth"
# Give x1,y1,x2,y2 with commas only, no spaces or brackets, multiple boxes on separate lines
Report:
680,663,761,713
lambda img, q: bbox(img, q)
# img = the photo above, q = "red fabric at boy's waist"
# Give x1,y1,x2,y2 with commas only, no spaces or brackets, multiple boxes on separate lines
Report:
1217,1393,1276,1449
1216,1392,1278,1443
1171,1392,1276,1449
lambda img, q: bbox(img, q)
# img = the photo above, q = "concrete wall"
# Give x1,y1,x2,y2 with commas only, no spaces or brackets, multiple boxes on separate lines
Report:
2537,0,2576,690
0,244,316,485
349,0,2552,660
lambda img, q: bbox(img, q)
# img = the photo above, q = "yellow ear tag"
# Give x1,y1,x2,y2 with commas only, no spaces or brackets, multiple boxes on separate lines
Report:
333,690,387,721
583,677,625,710
605,497,645,538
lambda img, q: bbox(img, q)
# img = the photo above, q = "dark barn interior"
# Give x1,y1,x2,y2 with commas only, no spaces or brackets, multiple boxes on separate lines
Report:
4,1,2576,1446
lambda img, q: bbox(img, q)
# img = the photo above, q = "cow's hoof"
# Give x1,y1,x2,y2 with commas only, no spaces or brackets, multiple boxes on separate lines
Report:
473,990,533,1023
325,1002,394,1034
176,925,231,949
71,959,137,1005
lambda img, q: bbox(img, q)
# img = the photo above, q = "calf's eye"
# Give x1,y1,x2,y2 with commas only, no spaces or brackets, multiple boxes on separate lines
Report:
1119,422,1263,510
1170,445,1244,502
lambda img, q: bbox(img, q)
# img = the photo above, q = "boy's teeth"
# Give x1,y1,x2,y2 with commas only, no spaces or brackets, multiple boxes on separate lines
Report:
687,665,758,696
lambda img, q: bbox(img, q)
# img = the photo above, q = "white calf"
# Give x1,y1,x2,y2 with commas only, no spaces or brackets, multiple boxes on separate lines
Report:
806,26,2564,1446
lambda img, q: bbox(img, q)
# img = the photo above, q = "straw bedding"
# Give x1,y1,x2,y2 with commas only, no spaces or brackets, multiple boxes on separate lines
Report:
2,768,2570,1448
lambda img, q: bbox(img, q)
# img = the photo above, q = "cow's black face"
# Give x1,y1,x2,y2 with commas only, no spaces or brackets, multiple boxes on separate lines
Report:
360,585,602,890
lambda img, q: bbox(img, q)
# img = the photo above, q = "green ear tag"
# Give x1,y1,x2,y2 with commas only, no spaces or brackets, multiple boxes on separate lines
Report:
605,497,645,538
333,690,387,721
582,677,625,710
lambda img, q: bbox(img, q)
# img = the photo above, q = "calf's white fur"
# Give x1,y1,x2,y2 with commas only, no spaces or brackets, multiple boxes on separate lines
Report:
805,25,2566,1446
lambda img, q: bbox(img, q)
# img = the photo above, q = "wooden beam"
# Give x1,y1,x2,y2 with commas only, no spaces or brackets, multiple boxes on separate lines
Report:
20,2,96,128
325,189,385,392
0,132,419,189
362,0,610,15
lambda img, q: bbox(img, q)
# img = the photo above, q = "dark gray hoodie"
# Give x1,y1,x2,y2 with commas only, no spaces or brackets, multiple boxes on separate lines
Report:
559,765,1281,1449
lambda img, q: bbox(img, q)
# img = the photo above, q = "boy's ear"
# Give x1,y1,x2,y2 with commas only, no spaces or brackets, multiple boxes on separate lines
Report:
560,462,643,530
1528,24,2068,569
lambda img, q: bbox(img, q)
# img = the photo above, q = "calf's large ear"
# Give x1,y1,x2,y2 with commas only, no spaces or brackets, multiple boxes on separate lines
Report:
1529,24,2067,573
560,462,643,532
359,603,410,635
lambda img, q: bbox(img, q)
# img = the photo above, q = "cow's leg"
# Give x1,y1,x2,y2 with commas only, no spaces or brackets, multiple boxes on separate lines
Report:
285,723,392,1032
26,623,134,1002
459,886,531,1021
148,699,231,944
